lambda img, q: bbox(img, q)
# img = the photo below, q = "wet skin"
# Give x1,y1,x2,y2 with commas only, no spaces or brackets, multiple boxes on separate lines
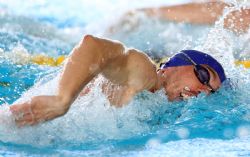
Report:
154,65,221,101
9,35,222,127
8,1,249,127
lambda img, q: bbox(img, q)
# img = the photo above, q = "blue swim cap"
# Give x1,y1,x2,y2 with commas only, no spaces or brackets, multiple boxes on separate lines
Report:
161,50,226,83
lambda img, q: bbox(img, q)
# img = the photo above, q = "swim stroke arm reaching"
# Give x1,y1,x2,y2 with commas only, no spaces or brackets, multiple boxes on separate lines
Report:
109,1,250,34
10,35,156,126
141,1,250,33
140,1,229,25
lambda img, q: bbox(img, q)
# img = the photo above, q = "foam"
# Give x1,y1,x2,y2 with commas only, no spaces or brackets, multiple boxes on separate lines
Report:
0,0,250,156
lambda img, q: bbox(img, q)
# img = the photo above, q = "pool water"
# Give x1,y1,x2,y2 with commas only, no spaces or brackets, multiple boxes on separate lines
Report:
0,0,250,156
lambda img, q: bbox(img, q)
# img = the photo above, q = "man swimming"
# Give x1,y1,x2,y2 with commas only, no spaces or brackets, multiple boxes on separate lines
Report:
10,35,225,126
10,1,249,126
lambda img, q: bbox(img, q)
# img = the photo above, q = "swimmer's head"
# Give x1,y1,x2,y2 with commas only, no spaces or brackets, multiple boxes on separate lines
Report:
156,50,226,101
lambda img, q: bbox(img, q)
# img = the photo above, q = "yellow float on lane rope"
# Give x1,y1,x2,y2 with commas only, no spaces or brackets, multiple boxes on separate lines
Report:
29,54,250,69
31,55,66,66
235,60,250,68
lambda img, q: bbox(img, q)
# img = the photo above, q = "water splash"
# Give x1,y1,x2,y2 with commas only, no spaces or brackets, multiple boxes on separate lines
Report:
0,0,250,156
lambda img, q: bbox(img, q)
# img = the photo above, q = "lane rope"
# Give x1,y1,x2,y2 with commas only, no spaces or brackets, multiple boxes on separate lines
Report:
1,49,249,68
31,55,65,66
1,53,250,87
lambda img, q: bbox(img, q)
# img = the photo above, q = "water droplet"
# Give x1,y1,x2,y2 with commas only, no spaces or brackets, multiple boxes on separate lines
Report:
176,127,189,139
236,125,250,138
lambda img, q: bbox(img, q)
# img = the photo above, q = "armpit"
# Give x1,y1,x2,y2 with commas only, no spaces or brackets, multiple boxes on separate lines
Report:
102,81,137,107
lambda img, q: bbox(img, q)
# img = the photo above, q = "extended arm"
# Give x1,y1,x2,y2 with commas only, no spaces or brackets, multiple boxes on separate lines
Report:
109,2,249,34
10,35,126,126
140,2,249,33
141,2,229,24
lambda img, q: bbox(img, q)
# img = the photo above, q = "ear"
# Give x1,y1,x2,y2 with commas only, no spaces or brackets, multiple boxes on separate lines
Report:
157,68,167,76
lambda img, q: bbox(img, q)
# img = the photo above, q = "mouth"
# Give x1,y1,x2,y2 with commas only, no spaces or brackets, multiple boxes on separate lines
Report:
167,91,196,102
180,92,190,100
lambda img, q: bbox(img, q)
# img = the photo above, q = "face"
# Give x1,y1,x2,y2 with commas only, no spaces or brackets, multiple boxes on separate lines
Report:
158,65,221,101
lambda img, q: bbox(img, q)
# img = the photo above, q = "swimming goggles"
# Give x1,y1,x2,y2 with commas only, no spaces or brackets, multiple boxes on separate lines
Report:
180,52,216,93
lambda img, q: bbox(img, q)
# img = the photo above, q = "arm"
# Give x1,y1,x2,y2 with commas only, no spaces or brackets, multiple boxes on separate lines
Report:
79,78,97,96
140,2,249,33
57,35,126,101
140,2,229,25
10,35,126,126
223,8,250,33
108,2,249,34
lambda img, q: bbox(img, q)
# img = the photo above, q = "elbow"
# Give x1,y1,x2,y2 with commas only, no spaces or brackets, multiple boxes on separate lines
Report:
83,34,95,41
80,34,95,46
74,34,98,54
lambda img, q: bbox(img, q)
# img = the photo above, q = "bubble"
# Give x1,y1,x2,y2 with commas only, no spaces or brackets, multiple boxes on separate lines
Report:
146,138,161,148
176,127,189,139
236,125,250,138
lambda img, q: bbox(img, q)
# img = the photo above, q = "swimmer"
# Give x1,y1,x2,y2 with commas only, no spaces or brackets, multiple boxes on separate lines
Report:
108,1,250,34
10,35,225,126
11,1,250,126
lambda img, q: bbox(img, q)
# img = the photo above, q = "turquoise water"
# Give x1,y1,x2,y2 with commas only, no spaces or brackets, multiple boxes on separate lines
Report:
0,0,250,156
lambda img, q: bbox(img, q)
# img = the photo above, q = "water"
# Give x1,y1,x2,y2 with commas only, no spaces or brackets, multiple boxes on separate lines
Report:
0,0,250,156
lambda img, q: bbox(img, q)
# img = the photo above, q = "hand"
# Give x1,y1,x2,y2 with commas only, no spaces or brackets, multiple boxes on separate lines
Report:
10,95,70,127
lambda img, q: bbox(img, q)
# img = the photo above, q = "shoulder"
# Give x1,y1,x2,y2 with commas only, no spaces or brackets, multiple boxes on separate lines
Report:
126,49,155,67
126,49,156,75
125,49,157,91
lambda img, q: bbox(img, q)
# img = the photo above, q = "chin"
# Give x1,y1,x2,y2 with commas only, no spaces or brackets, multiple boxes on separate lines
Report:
167,95,183,102
166,95,175,102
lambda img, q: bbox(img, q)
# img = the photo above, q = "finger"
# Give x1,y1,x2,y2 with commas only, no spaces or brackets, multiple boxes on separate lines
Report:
18,121,35,127
17,119,37,127
31,118,45,126
9,104,22,114
16,113,47,127
10,102,32,115
15,113,35,127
